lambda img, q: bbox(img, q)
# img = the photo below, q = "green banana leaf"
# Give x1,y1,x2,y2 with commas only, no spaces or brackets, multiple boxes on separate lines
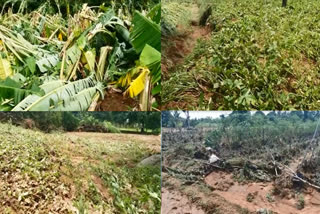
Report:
0,77,43,104
36,54,60,73
140,44,161,85
147,3,161,24
12,75,103,111
130,11,161,53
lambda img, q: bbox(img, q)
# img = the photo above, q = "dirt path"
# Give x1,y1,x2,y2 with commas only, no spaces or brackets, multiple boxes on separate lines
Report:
205,171,320,214
162,4,211,77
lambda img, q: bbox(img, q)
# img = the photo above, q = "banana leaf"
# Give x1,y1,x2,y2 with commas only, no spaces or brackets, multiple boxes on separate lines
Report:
124,68,150,98
147,3,161,24
140,44,160,84
36,54,59,73
130,11,161,53
0,55,13,79
12,75,102,111
0,77,43,105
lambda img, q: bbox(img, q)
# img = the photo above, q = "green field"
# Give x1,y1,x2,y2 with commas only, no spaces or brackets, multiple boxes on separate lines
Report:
162,0,320,110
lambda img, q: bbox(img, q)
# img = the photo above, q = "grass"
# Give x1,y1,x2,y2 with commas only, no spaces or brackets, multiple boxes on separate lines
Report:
0,122,161,213
162,0,320,110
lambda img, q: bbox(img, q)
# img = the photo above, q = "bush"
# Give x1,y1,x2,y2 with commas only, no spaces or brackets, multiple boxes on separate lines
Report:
104,122,121,133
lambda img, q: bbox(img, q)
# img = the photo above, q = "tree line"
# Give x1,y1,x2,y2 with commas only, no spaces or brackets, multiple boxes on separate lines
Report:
0,112,161,133
204,111,320,150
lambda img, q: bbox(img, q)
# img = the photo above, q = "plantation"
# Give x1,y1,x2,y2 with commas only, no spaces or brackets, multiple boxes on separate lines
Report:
162,0,320,110
0,112,161,213
0,0,160,111
162,111,320,213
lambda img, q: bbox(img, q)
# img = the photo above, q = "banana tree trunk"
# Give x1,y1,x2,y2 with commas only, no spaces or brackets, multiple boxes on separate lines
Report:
139,74,151,111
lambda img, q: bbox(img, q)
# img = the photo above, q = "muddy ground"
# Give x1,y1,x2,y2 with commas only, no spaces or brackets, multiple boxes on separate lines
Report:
161,128,320,214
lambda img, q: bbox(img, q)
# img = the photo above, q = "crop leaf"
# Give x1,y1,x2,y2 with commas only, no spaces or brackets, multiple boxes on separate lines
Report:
36,54,59,73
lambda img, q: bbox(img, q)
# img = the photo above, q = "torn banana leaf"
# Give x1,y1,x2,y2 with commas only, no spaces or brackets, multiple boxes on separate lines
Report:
140,44,161,84
36,54,60,73
12,75,103,111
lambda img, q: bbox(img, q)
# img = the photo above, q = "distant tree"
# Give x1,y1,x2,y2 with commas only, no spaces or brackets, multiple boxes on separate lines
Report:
172,111,181,128
62,112,80,131
282,0,287,7
162,111,173,127
183,111,190,129
145,112,161,132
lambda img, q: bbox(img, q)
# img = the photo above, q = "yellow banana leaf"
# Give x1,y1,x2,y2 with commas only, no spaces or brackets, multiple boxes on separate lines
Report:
118,70,132,88
124,67,150,98
0,55,13,80
58,32,63,41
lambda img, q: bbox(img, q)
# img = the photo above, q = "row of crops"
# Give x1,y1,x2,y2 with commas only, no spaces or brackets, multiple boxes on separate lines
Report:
162,0,320,110
0,0,160,111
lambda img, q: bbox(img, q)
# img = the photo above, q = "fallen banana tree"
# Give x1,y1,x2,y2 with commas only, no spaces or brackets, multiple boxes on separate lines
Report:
0,2,161,111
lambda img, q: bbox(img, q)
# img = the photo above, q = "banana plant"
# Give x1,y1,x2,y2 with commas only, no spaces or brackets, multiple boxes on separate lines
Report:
117,4,161,111
0,3,160,111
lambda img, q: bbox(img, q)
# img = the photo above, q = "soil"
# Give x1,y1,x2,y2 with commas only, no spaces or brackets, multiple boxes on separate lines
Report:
97,88,138,111
162,173,252,214
162,188,206,214
205,171,320,214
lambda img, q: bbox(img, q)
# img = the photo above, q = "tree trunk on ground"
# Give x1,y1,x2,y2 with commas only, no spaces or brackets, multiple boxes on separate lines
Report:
282,0,287,7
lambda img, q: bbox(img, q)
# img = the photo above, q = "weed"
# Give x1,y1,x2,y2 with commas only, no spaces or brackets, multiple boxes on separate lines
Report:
266,193,275,203
296,194,305,210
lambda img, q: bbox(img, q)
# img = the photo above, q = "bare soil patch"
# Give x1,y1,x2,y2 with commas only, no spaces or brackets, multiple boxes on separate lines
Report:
205,171,320,214
162,188,206,214
97,88,138,111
